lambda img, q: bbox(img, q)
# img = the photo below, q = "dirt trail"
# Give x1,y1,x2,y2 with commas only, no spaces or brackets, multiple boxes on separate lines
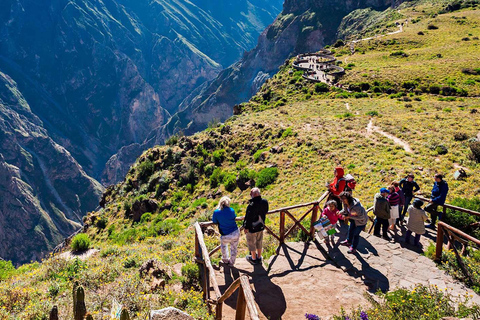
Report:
367,119,413,153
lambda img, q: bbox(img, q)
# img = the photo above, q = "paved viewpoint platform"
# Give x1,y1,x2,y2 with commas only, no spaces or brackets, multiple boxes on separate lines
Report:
211,225,480,320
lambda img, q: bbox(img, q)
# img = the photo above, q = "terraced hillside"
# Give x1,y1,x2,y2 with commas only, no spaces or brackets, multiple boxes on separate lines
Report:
1,1,480,319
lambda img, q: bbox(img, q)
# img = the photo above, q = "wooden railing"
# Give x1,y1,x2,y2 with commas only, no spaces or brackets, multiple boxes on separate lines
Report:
194,222,259,320
414,195,480,222
435,221,480,286
194,191,330,319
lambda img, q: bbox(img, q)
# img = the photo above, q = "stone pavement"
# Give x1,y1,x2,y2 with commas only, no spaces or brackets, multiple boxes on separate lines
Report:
211,223,480,319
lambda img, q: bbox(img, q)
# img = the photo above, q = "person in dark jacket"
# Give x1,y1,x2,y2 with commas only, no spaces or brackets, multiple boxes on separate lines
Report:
373,188,391,240
399,174,420,223
243,188,269,264
425,174,449,229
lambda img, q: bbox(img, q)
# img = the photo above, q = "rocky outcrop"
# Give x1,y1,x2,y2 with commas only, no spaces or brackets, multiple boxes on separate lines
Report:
163,0,401,137
0,72,103,265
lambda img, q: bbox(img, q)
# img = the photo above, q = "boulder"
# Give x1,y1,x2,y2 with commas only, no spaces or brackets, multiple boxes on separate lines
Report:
150,308,193,320
270,146,283,154
131,199,158,222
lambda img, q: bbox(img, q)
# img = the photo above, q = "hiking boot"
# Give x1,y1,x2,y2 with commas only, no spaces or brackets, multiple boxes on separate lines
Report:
382,236,392,242
373,233,381,238
340,240,351,247
347,246,357,254
246,255,258,265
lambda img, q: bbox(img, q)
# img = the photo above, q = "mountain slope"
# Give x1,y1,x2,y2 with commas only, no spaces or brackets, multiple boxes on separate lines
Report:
0,0,281,263
162,0,399,138
0,72,104,264
0,1,480,317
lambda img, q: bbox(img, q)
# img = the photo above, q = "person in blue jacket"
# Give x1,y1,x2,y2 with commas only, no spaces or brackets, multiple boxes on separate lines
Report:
425,174,449,229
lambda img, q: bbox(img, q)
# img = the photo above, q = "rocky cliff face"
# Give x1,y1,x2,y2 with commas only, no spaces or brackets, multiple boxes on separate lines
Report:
0,72,104,265
0,0,281,263
164,0,400,137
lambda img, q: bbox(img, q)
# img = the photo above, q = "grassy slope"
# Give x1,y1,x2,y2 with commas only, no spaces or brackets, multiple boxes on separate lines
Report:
1,2,480,319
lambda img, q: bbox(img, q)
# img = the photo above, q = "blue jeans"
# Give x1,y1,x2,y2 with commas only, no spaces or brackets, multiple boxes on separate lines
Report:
401,195,413,220
347,220,364,249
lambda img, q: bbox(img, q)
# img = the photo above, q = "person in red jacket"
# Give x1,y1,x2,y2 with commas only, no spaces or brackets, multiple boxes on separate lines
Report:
326,167,346,210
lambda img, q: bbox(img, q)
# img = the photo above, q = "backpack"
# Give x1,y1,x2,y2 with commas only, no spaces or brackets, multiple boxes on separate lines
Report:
338,174,356,192
250,215,265,233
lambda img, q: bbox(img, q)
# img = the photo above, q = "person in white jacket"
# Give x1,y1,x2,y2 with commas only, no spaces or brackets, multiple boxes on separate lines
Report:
405,199,429,247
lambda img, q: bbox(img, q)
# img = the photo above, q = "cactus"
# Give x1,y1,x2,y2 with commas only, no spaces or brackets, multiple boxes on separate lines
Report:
49,306,58,320
120,309,130,320
73,286,87,320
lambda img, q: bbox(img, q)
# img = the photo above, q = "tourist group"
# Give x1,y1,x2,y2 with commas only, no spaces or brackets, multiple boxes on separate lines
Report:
210,166,449,266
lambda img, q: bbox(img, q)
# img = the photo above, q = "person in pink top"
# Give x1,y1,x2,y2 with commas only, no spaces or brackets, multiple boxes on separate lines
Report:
321,200,341,243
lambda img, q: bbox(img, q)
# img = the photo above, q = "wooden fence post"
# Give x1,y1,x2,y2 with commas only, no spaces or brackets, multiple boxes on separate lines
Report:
279,211,285,244
310,204,319,239
441,206,447,221
235,286,247,320
435,224,444,262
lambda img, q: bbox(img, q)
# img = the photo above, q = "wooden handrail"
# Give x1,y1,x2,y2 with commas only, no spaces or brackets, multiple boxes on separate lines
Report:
437,222,480,247
414,196,480,218
240,275,260,320
199,199,323,228
194,223,221,300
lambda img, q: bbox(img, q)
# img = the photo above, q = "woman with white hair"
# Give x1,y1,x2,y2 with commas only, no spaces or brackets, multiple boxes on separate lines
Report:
212,196,240,267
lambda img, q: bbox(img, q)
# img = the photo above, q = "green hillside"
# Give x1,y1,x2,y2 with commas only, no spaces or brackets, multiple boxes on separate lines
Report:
1,1,480,319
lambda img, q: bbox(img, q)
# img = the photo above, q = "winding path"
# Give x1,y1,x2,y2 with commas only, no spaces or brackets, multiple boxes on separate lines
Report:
367,119,413,153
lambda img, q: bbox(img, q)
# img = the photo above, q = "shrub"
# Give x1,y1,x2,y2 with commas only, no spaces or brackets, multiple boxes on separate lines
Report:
335,112,354,119
333,39,345,47
390,51,408,57
137,159,154,182
470,141,480,163
223,172,237,192
95,216,108,229
71,234,91,252
435,145,448,155
253,149,268,162
402,81,417,90
334,285,480,319
365,111,379,116
427,24,439,30
0,260,15,280
314,82,329,93
441,86,458,96
140,212,152,224
444,197,480,239
256,167,279,188
152,218,181,236
123,257,138,269
165,135,179,146
211,149,226,166
281,127,295,138
429,85,441,94
181,263,200,290
210,168,224,188
454,132,469,141
354,92,368,98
